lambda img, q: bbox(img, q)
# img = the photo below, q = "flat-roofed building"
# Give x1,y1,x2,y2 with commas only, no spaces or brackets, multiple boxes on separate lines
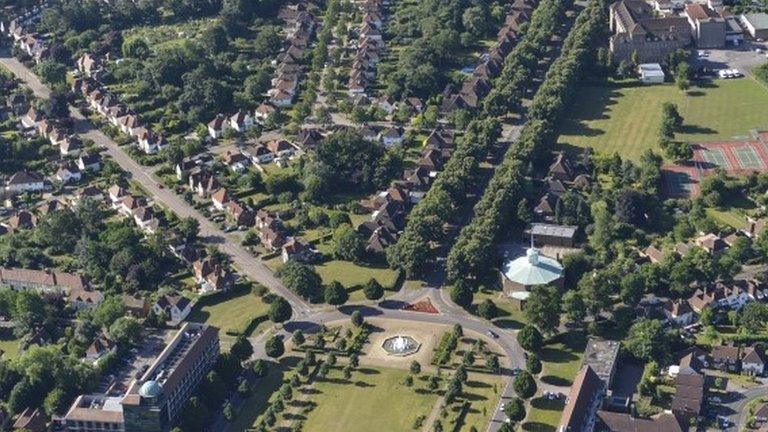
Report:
62,323,219,432
583,338,621,388
525,223,578,248
741,13,768,39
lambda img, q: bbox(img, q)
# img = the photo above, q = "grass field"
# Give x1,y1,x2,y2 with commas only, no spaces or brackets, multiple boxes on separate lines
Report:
229,359,291,432
302,367,440,432
187,286,269,336
0,335,21,360
447,373,504,432
539,332,586,388
557,78,768,160
523,397,565,432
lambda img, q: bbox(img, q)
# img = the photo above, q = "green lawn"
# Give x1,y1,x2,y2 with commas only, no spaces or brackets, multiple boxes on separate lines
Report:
187,286,269,336
523,396,565,432
539,332,586,388
473,289,528,330
0,335,21,360
558,78,768,160
706,208,749,229
447,373,504,432
229,359,291,432
302,367,440,432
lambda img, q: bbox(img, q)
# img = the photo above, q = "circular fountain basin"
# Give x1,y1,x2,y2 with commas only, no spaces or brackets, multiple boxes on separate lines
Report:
382,335,421,357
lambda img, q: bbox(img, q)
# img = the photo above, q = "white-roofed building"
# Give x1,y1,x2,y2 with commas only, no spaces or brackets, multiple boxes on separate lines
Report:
638,63,665,84
501,244,564,306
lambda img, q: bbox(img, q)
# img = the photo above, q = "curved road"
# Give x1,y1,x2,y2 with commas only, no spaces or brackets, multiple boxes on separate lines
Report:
1,48,527,432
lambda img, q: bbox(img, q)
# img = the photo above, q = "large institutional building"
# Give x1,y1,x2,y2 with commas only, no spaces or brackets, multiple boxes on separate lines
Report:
609,0,692,63
61,323,220,432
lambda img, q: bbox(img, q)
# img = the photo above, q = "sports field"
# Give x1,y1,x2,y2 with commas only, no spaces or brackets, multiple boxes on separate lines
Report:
558,78,768,160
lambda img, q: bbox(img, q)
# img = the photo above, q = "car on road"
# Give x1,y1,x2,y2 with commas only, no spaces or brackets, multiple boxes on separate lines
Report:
511,368,522,376
487,330,499,339
157,183,164,189
709,396,722,403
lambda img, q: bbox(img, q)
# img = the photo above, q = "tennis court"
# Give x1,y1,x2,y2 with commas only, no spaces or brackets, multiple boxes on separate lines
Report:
699,148,731,170
661,165,699,198
733,146,765,170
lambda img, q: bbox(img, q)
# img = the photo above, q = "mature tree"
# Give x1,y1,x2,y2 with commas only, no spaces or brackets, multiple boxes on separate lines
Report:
292,330,305,347
624,319,670,363
351,310,364,327
524,285,561,334
504,397,526,422
562,290,586,324
108,317,142,345
620,272,645,307
176,217,200,243
35,60,66,85
324,281,349,306
91,296,125,329
450,283,473,308
230,335,254,363
363,278,384,300
513,370,537,399
332,225,365,262
526,353,542,375
477,298,497,320
517,325,543,353
265,335,285,358
277,261,322,301
268,296,292,323
410,361,421,375
740,303,768,333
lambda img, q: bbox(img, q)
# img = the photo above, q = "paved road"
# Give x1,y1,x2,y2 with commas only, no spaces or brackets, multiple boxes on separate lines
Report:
3,49,528,432
0,52,315,317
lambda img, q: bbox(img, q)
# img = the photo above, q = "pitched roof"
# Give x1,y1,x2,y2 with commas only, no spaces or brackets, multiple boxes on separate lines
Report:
559,366,604,432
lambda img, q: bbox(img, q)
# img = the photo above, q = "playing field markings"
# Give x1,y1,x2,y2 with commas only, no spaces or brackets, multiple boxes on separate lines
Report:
733,146,764,169
665,171,693,196
699,148,731,170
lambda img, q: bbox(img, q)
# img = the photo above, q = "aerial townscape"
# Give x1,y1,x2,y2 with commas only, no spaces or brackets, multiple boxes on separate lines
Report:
2,0,768,431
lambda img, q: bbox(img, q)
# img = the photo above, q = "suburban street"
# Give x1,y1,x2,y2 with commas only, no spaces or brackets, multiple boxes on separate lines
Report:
0,50,315,317
1,48,529,432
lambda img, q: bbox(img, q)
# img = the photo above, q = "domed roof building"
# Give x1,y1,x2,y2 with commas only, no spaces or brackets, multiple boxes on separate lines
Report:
501,245,564,307
139,380,163,398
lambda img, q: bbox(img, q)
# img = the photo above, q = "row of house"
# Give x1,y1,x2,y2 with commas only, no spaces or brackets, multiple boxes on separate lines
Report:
534,153,592,222
206,104,277,139
359,124,405,147
110,183,238,297
20,107,83,156
356,128,454,255
442,0,537,112
348,0,387,95
269,3,320,107
74,74,167,154
0,266,103,310
254,209,316,263
1,11,49,64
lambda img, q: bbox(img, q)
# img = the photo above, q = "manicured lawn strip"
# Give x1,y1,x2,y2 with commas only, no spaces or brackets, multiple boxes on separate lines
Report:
523,396,564,432
187,286,269,336
448,372,504,432
228,360,289,432
539,332,586,388
557,79,768,160
706,207,749,230
302,367,440,432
